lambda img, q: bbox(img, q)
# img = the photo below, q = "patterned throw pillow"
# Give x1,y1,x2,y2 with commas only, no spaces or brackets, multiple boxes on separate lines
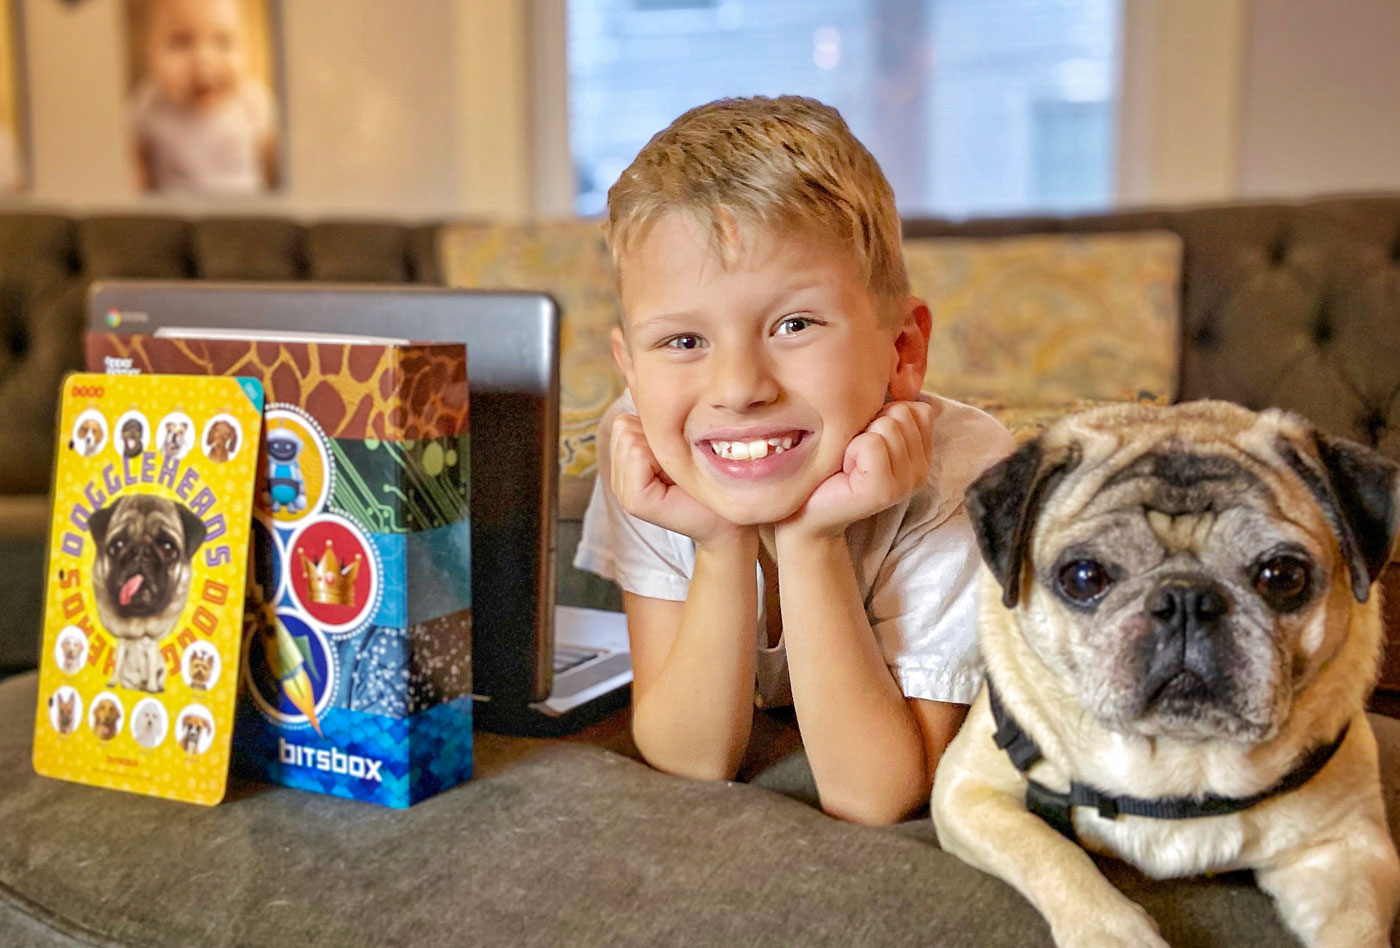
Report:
438,220,625,491
903,231,1182,405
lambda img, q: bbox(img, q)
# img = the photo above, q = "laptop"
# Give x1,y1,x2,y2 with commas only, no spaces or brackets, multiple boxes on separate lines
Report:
86,281,631,735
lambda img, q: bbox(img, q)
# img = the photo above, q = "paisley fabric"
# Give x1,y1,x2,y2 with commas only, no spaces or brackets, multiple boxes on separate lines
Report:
439,223,1182,501
904,231,1181,404
438,220,624,482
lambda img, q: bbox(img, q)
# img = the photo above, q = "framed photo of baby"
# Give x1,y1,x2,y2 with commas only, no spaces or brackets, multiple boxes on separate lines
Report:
123,0,283,195
0,0,28,195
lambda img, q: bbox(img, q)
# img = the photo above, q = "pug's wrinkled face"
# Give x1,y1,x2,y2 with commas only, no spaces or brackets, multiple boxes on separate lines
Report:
967,402,1397,745
1025,445,1347,741
89,494,206,621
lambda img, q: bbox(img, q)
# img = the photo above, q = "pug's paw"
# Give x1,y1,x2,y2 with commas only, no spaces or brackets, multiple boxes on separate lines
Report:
1054,902,1167,948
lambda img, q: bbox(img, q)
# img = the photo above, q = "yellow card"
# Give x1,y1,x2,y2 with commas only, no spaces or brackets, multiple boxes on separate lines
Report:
32,372,264,805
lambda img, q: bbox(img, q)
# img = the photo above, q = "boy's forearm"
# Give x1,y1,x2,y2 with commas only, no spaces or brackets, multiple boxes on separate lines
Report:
631,532,760,781
776,534,931,824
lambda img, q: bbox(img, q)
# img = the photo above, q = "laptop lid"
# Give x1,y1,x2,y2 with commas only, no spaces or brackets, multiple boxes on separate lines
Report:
87,280,560,711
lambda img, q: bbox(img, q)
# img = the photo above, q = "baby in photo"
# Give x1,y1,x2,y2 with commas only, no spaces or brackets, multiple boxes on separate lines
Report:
128,0,279,194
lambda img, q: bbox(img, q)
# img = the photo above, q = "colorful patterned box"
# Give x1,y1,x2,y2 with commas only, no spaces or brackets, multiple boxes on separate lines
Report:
87,333,473,808
33,372,265,805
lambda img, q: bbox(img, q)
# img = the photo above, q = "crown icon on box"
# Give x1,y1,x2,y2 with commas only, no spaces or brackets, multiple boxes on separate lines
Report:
297,540,362,607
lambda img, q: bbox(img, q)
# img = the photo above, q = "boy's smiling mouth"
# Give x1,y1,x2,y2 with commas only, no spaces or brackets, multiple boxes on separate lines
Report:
694,429,813,481
705,431,803,460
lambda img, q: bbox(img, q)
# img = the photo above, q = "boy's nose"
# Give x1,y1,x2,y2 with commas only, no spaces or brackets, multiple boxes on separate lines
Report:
707,346,779,412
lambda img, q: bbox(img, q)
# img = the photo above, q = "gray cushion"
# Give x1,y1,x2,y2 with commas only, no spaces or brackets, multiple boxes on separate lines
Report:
7,673,1398,947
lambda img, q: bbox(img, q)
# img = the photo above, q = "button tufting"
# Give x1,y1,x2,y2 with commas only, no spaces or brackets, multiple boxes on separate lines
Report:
1267,235,1289,266
1360,408,1388,446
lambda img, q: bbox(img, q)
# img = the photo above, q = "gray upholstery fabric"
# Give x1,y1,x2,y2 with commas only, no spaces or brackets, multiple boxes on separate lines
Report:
7,672,1400,947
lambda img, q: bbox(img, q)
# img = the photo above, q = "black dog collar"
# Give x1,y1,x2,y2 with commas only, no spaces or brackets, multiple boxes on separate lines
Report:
985,681,1351,841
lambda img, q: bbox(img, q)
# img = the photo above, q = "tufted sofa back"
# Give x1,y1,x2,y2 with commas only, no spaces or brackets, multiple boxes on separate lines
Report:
0,214,441,496
905,194,1400,459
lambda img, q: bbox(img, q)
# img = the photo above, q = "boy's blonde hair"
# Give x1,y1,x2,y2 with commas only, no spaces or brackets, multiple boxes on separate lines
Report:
606,95,910,316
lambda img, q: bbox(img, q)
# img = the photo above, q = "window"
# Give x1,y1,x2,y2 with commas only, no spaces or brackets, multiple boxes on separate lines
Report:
566,0,1122,217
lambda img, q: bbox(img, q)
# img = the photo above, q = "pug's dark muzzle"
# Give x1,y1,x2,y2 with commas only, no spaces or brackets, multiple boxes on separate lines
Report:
1136,576,1236,711
108,544,177,618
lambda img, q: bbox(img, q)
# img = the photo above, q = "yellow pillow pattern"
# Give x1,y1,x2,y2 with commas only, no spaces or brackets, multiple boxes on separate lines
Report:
903,231,1182,405
438,220,624,482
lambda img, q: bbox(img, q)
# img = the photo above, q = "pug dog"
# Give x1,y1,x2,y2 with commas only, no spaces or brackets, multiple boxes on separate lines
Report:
932,401,1400,948
205,420,238,463
88,494,207,693
162,420,189,458
121,418,145,459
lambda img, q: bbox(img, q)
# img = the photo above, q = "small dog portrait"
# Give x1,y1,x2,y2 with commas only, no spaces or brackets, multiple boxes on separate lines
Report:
185,646,217,690
49,688,79,735
933,401,1400,948
161,419,189,458
88,493,208,693
56,630,87,674
119,415,147,459
132,699,167,749
178,712,211,754
204,418,239,463
72,414,106,457
90,696,122,741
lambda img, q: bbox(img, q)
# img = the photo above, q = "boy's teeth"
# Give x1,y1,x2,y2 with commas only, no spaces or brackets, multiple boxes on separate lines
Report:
710,434,796,460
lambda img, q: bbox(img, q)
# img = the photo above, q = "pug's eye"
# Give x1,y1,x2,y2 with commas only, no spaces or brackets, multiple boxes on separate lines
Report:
158,538,177,554
1057,559,1112,604
1253,555,1312,611
108,539,125,556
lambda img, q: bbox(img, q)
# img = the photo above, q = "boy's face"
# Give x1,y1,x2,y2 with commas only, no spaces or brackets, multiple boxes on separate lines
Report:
613,212,923,526
145,0,246,113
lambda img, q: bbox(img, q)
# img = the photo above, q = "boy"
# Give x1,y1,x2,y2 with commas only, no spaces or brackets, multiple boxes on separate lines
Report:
575,96,1014,824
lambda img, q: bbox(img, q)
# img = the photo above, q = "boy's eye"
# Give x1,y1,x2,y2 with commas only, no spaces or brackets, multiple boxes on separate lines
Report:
775,316,815,336
663,334,704,351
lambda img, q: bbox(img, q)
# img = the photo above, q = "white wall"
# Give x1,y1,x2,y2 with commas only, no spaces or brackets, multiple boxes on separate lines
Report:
11,0,1400,221
1237,0,1400,199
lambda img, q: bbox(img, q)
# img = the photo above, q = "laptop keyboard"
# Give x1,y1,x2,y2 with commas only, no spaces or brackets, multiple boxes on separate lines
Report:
553,644,601,674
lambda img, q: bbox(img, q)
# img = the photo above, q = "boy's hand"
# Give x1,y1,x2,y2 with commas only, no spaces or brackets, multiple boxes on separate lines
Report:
779,400,934,542
610,413,750,549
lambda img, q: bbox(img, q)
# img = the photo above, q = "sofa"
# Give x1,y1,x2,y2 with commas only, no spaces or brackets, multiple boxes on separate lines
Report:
4,194,1400,946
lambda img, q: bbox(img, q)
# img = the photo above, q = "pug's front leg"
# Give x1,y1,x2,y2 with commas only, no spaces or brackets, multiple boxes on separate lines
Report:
933,706,1167,948
1255,817,1400,948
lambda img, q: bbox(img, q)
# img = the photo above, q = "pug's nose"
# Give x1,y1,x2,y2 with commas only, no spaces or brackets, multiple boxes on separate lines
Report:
1147,579,1231,636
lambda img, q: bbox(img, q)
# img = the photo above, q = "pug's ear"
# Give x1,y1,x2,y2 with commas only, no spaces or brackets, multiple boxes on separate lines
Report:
964,438,1080,608
88,502,115,546
176,504,208,560
1278,430,1400,602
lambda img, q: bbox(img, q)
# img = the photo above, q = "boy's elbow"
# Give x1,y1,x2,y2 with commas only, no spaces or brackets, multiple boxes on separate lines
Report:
630,720,742,783
819,780,928,826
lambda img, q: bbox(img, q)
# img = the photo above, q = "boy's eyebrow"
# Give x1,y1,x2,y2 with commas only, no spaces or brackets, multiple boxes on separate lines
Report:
628,310,703,331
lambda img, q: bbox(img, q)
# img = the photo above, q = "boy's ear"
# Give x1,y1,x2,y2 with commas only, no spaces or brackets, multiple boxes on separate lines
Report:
888,296,932,402
611,325,638,393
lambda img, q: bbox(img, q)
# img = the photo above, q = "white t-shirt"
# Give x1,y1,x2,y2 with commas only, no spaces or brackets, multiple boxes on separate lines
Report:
574,391,1016,708
129,79,275,194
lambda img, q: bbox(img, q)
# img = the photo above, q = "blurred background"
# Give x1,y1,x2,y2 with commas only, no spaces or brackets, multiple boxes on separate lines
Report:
4,0,1399,220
